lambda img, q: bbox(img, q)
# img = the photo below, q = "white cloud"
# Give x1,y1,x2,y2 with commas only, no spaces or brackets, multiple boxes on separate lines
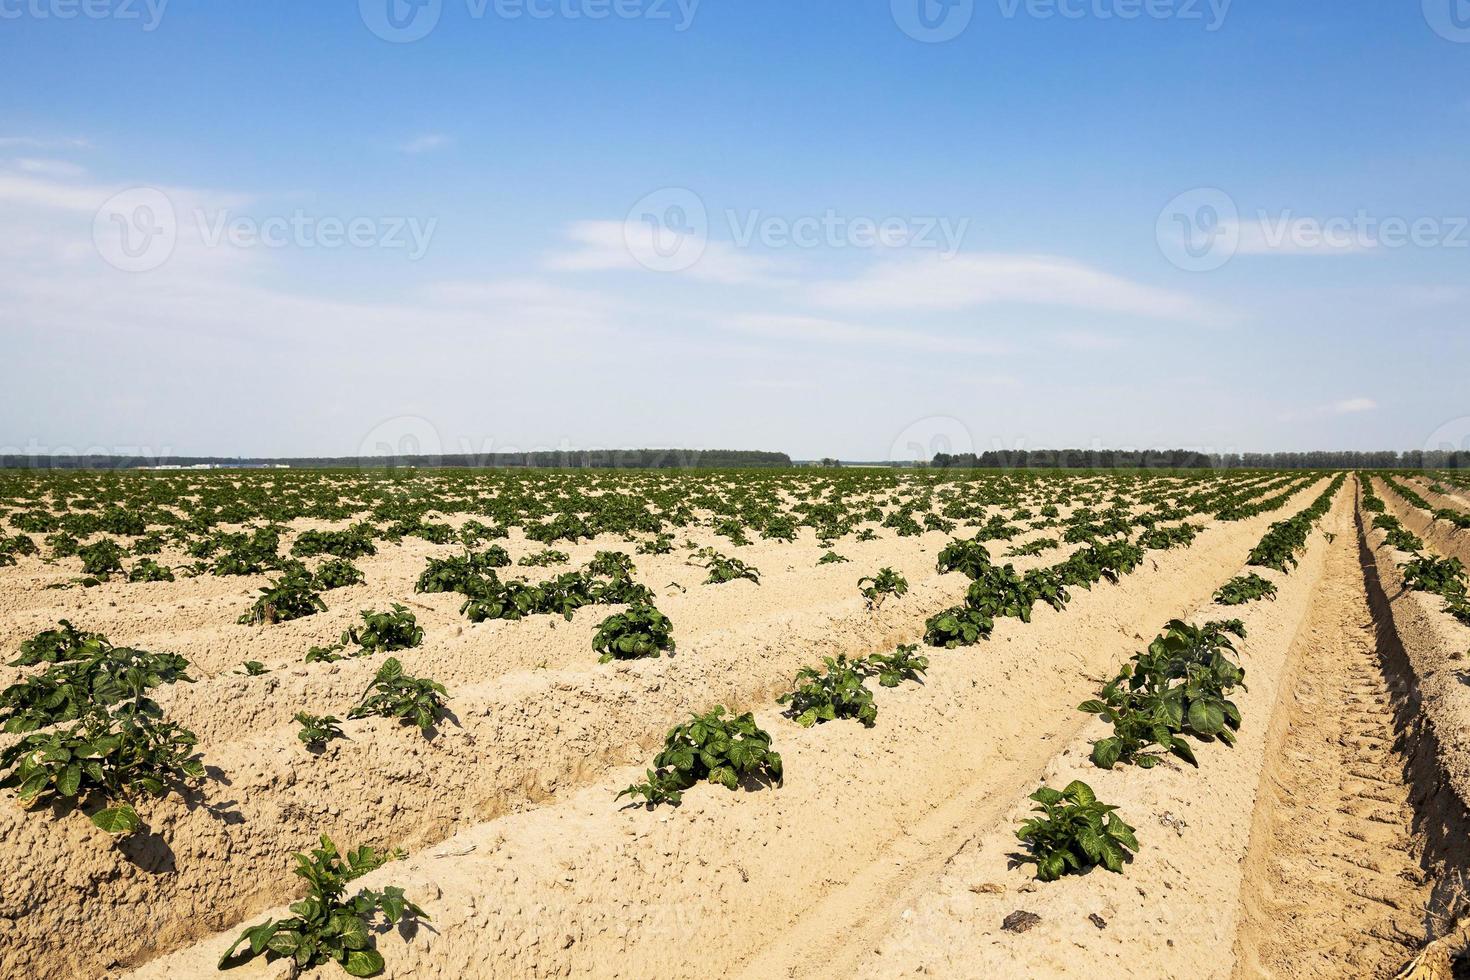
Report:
0,136,92,150
722,313,1011,357
546,219,784,285
10,158,87,178
805,252,1205,320
398,134,452,154
1234,217,1378,256
1332,397,1378,414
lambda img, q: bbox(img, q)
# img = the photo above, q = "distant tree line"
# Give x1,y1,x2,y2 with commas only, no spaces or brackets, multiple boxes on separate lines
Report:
931,450,1470,470
0,449,793,470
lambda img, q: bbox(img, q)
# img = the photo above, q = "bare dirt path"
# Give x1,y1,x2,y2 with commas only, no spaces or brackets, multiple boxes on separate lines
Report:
1233,502,1435,978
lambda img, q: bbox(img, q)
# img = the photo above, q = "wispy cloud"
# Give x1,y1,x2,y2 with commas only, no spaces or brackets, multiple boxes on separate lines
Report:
9,158,87,178
1277,396,1379,422
398,134,453,154
0,136,92,150
722,313,1012,357
805,252,1207,320
1235,217,1378,256
546,219,785,285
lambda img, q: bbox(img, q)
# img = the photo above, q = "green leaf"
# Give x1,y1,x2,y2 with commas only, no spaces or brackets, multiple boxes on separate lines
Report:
343,948,386,977
90,803,141,834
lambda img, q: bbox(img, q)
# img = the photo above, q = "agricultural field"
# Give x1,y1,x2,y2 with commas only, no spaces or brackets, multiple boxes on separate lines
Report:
3,466,1470,979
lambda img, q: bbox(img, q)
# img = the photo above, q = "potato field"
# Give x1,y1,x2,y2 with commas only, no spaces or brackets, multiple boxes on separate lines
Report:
4,467,1470,979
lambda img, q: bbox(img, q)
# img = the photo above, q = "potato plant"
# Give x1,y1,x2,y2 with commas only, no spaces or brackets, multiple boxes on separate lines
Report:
219,835,426,977
1213,573,1278,606
127,558,175,583
78,538,126,578
292,525,377,560
864,644,929,687
314,558,365,590
936,537,991,578
295,712,345,749
700,552,761,585
349,658,447,733
0,624,202,835
414,548,508,594
1081,619,1245,770
618,706,782,807
240,565,327,626
593,603,675,663
1016,780,1138,881
778,655,877,728
343,604,423,654
858,567,909,610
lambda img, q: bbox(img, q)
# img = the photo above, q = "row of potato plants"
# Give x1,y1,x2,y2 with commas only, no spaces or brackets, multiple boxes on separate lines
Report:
1365,478,1470,625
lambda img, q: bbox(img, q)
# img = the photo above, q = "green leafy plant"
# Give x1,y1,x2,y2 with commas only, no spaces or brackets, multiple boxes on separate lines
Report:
343,604,423,654
292,525,377,560
1005,537,1059,558
518,548,570,567
858,567,909,610
314,559,365,590
240,661,269,676
0,626,202,835
817,550,850,565
78,538,127,578
295,712,345,749
414,548,507,594
1213,573,1278,606
863,644,929,687
923,606,994,648
219,835,426,977
1081,619,1245,770
127,558,175,583
240,564,326,626
936,537,991,578
1016,780,1138,882
348,658,447,733
1401,555,1467,598
617,706,782,807
701,552,761,585
8,619,105,667
637,532,674,555
778,655,877,728
592,603,675,663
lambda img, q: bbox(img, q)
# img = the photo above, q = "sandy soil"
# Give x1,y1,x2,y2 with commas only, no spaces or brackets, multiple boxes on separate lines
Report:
117,480,1338,979
16,471,1470,980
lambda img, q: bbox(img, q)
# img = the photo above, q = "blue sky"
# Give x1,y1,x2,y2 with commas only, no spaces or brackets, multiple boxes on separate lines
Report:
2,0,1467,460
